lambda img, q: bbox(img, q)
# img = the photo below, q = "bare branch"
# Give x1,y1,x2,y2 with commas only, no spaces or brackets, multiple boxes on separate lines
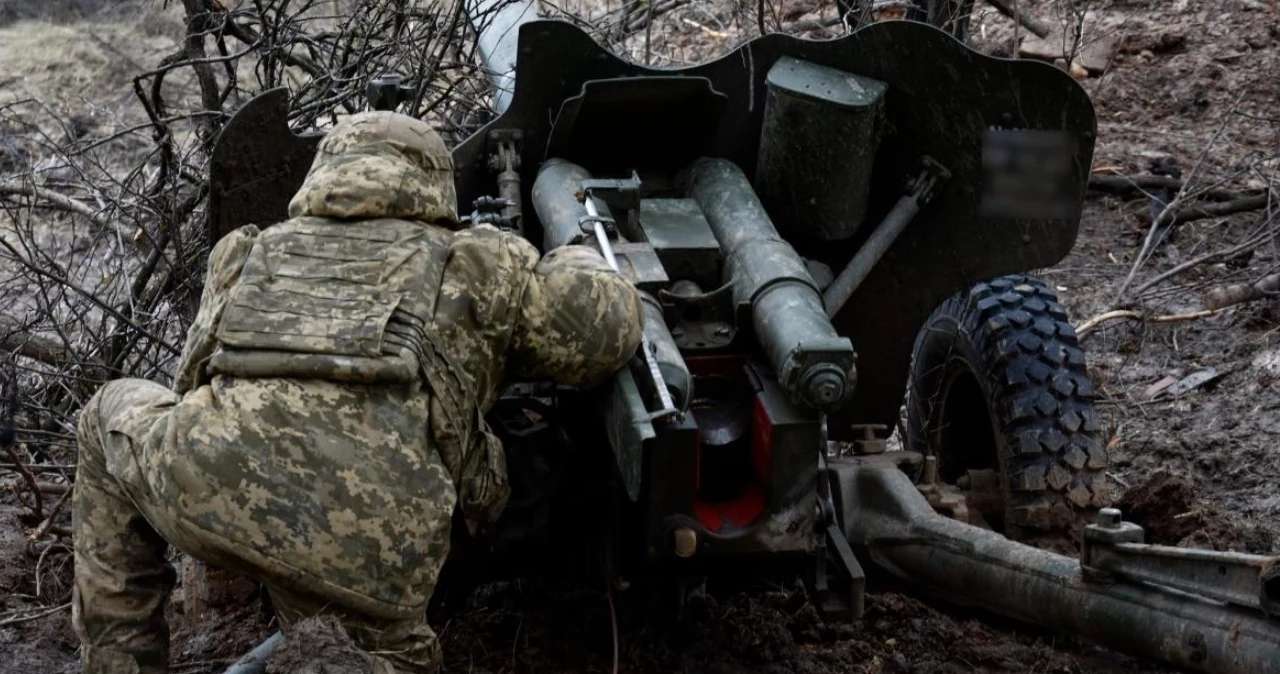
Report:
0,181,135,242
1203,273,1280,311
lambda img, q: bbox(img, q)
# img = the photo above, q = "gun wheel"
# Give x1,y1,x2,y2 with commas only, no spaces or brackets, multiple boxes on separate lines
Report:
905,274,1113,549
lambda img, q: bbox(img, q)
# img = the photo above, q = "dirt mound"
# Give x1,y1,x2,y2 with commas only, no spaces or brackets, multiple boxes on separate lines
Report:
1118,469,1277,553
1117,470,1201,543
0,504,78,674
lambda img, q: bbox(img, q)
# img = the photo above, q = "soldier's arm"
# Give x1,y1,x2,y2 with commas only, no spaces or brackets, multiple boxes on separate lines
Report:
509,243,645,389
172,225,260,395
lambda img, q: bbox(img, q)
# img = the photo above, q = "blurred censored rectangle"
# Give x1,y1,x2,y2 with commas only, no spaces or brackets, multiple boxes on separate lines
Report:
979,127,1078,222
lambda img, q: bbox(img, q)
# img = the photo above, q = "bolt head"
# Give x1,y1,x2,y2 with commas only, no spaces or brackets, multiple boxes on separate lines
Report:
806,371,845,407
673,528,698,558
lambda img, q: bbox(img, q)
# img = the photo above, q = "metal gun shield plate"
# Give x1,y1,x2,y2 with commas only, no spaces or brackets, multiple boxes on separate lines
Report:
454,19,1096,439
206,19,1097,438
207,88,321,244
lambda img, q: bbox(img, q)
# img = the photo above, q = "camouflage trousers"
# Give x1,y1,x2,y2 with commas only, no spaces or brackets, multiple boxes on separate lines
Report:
73,378,447,674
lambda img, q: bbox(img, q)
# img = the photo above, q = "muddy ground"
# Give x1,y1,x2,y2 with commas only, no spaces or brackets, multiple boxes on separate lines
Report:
2,0,1279,672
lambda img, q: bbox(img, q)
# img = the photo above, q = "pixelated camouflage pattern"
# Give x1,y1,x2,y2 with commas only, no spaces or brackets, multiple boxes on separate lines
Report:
73,378,448,674
73,111,644,673
287,111,460,227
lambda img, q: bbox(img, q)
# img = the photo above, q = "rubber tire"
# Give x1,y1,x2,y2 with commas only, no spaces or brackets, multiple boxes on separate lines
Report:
905,274,1112,546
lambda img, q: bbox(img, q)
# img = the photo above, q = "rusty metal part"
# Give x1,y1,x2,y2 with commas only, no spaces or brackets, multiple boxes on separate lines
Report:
914,455,971,523
828,455,1280,674
849,423,887,454
660,280,736,352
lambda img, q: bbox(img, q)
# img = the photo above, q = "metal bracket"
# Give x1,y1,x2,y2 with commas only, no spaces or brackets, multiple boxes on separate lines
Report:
581,173,642,236
578,213,617,238
483,129,524,235
579,182,678,424
486,129,524,168
812,414,867,621
909,155,952,204
1081,508,1280,616
365,74,416,111
659,281,737,351
469,196,517,229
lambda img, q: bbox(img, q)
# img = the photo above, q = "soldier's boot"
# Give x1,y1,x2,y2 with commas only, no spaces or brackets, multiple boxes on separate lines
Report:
73,380,181,674
266,583,444,674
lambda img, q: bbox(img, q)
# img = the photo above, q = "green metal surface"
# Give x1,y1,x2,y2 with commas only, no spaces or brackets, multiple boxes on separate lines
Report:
636,199,723,290
757,57,887,241
764,56,888,108
602,368,653,502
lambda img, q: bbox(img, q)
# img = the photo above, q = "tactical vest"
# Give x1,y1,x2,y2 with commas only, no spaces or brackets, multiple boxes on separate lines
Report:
206,217,476,435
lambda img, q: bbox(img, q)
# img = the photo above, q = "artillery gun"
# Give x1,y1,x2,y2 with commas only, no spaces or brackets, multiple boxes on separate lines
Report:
208,6,1280,673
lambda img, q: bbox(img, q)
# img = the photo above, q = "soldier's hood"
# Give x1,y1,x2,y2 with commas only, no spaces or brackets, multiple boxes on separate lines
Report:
286,111,463,229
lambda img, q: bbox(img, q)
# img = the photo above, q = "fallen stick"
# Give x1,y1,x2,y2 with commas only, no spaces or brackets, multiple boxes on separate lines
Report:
1168,193,1273,226
1076,308,1225,338
0,181,134,242
0,463,75,472
0,602,71,628
1,425,43,521
27,487,73,542
0,317,82,368
36,482,70,495
622,0,691,33
983,0,1051,38
1087,174,1256,203
1202,273,1280,311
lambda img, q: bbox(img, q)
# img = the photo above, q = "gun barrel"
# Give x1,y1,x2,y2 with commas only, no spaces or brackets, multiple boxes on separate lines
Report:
830,457,1280,674
531,158,690,412
531,158,597,251
684,158,856,411
464,0,540,115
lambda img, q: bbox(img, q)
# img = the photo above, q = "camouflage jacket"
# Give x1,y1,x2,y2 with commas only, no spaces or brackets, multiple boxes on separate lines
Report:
169,112,642,580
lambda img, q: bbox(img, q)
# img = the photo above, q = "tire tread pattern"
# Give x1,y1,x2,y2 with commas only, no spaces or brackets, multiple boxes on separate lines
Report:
908,274,1113,542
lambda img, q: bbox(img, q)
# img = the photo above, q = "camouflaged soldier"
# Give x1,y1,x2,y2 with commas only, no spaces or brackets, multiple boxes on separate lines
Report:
72,111,644,674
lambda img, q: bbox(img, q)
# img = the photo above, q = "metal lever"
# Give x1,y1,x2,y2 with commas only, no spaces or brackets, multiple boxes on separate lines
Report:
822,156,951,318
578,192,679,423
